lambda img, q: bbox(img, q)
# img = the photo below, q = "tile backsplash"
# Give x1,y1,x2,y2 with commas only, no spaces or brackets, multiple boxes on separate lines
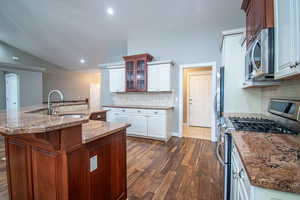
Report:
112,92,174,106
261,78,300,115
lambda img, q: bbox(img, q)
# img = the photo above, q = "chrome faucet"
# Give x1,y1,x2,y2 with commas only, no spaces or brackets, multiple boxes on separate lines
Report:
48,90,64,115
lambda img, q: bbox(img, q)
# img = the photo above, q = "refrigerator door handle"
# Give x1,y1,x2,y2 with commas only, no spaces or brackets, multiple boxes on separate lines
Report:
216,142,225,166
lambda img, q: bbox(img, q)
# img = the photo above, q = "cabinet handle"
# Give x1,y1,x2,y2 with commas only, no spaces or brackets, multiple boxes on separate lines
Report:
154,111,158,114
137,110,141,113
295,61,300,67
233,171,239,179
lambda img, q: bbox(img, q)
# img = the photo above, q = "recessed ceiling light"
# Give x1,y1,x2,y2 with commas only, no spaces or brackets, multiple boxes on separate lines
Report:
12,56,19,61
107,7,114,15
80,59,86,64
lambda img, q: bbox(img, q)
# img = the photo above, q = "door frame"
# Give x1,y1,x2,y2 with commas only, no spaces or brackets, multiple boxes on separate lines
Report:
5,73,20,110
187,70,212,127
178,62,217,142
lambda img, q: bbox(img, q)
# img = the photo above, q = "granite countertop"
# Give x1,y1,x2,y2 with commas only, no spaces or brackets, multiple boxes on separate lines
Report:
0,104,107,135
224,113,300,194
82,120,130,143
102,105,174,110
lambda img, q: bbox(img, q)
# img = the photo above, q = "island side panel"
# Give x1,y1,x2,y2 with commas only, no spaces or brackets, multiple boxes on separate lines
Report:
5,137,33,200
110,130,127,200
2,125,83,200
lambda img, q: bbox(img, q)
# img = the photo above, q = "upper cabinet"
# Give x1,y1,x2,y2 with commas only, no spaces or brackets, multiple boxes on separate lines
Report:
123,54,153,92
109,67,125,93
274,0,300,79
148,62,173,92
242,0,274,46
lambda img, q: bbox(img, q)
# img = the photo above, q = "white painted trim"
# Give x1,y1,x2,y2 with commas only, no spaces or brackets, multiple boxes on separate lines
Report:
172,132,179,137
98,61,125,68
148,60,174,66
220,27,246,51
99,59,174,68
179,61,217,142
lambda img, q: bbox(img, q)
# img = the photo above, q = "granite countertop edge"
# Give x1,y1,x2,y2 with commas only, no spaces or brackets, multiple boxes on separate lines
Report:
0,104,107,135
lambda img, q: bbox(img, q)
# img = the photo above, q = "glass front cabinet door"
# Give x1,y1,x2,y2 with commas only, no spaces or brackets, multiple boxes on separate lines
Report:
123,54,153,92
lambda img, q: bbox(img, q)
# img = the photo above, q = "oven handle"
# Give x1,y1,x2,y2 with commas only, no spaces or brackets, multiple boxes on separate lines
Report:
216,142,225,166
251,39,260,71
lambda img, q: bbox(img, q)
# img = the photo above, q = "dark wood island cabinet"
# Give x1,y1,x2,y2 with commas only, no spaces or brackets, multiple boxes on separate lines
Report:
0,110,129,200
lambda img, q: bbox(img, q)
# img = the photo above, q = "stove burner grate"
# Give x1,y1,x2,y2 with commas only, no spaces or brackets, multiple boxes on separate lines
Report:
229,117,298,135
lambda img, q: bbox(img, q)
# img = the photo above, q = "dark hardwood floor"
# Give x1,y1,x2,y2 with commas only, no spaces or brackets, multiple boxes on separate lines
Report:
0,136,223,200
127,137,224,200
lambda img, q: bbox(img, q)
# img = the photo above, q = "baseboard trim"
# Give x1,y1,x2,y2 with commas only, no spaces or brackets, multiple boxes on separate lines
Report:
172,132,180,137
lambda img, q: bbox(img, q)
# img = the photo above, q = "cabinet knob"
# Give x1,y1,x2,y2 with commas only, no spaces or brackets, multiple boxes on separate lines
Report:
239,169,245,179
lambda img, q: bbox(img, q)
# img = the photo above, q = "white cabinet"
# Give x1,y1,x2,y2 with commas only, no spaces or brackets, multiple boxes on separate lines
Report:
147,115,166,138
109,68,125,92
127,115,147,136
104,107,172,141
275,0,300,79
148,63,172,92
231,144,250,200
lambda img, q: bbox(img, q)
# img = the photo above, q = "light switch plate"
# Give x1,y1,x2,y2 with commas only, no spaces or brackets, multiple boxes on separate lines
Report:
90,155,98,172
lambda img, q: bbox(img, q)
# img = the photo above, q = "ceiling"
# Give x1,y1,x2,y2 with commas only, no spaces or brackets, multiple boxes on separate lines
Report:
0,0,244,69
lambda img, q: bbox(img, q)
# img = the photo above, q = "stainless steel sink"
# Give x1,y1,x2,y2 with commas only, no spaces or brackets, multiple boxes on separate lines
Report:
59,114,86,119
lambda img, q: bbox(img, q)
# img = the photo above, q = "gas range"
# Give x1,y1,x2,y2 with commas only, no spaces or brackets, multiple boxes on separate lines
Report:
229,117,298,135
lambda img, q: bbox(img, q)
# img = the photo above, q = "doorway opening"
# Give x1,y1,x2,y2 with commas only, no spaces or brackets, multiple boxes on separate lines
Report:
5,73,20,110
183,67,212,140
179,62,217,142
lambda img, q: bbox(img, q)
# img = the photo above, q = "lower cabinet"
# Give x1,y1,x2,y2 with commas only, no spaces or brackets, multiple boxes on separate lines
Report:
105,107,172,141
127,115,147,136
147,115,166,138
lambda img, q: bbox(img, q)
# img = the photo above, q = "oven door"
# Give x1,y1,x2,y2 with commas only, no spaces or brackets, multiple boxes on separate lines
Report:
216,130,232,200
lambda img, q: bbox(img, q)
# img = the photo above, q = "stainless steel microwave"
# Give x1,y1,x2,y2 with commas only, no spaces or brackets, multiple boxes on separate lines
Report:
245,28,275,81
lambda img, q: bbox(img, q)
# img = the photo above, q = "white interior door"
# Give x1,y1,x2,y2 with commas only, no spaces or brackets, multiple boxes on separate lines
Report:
5,73,19,110
90,83,100,109
188,72,212,127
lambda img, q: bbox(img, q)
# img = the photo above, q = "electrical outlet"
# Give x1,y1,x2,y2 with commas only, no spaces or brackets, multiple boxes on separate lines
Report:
90,155,98,172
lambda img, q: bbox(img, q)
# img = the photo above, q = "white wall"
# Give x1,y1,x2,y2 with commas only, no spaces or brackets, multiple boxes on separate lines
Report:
223,34,262,113
0,69,43,108
43,70,101,101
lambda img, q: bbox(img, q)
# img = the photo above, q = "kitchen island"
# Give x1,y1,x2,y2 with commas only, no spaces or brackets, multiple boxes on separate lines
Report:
0,105,129,200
